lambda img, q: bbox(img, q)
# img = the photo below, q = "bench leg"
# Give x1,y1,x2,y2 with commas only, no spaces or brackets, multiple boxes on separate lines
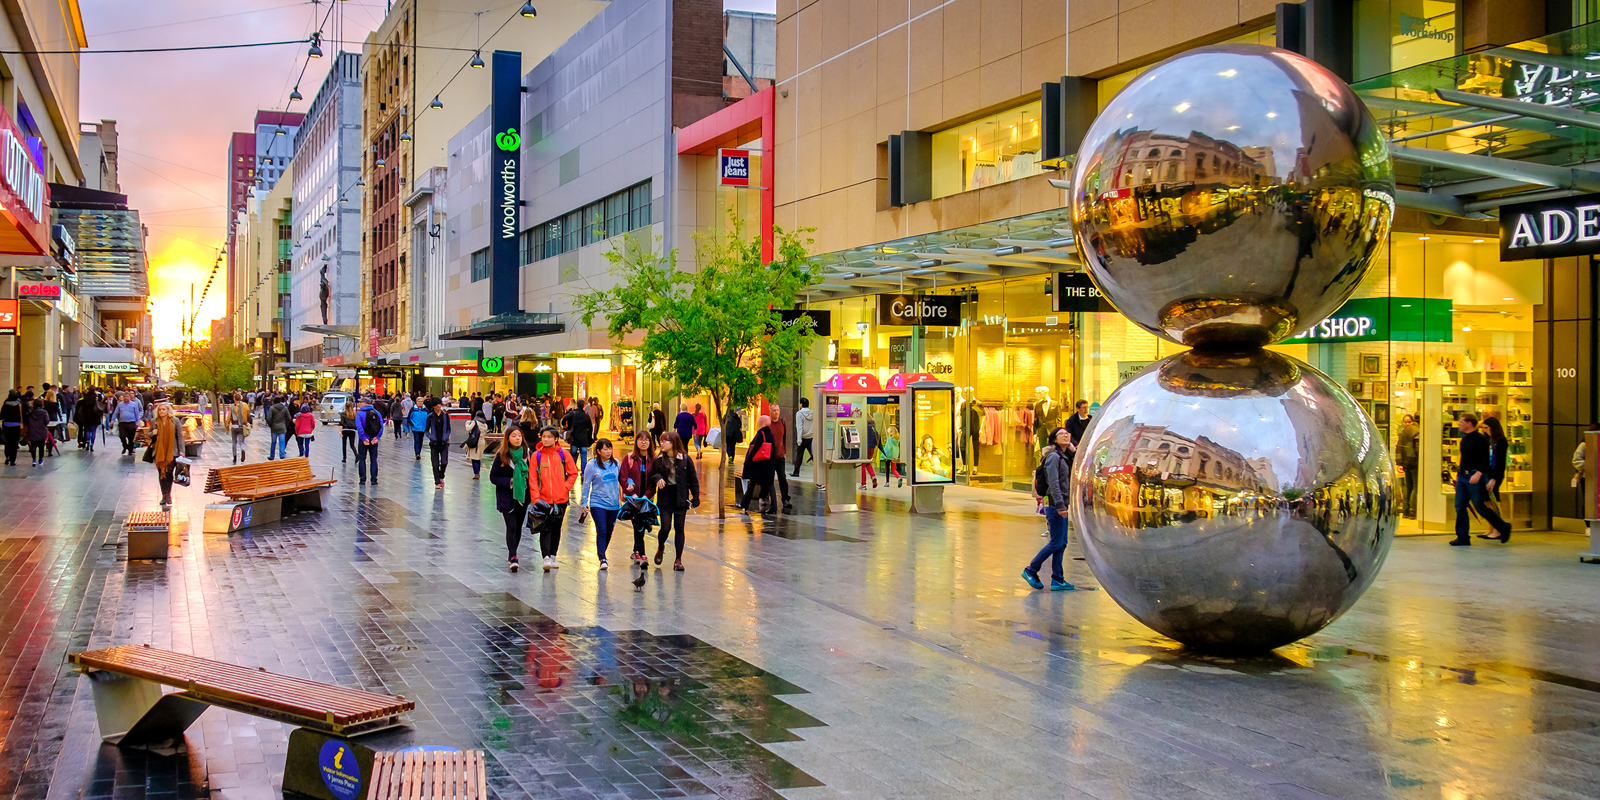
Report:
85,672,208,751
283,728,379,800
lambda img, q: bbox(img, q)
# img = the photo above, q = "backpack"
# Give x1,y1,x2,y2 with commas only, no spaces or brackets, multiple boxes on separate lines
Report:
1033,462,1050,498
362,409,382,438
463,422,481,451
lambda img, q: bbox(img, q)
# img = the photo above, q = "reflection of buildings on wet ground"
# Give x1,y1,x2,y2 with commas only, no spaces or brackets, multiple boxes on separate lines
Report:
9,427,1600,799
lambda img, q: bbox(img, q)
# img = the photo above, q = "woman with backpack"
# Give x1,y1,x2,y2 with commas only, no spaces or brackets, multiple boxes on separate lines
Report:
581,438,622,570
425,401,452,488
531,426,580,571
490,427,532,572
649,431,700,571
463,405,489,479
620,431,655,565
1022,427,1075,592
227,392,252,464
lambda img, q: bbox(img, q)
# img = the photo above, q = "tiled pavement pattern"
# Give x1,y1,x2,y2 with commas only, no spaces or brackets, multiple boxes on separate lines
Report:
0,421,1598,799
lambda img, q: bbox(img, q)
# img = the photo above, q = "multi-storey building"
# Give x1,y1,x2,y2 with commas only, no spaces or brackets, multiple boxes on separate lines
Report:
77,119,119,192
52,184,152,387
774,0,1600,535
226,111,303,349
354,0,610,390
233,164,296,389
285,52,363,384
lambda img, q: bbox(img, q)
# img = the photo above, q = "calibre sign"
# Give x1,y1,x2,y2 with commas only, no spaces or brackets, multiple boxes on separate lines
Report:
877,294,960,326
1500,192,1600,260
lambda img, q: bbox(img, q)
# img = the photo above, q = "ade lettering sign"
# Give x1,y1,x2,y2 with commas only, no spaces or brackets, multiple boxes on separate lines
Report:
489,50,523,316
877,294,960,326
1500,191,1600,260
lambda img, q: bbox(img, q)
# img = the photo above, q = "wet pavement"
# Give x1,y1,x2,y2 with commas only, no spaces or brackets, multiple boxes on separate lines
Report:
1,422,1598,799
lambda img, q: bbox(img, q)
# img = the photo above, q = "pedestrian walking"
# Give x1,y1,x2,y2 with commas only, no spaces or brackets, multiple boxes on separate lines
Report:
648,432,699,571
425,401,451,487
791,398,814,477
1022,427,1075,591
673,405,695,455
769,405,792,509
463,408,489,479
1476,416,1511,541
24,399,49,466
355,398,384,485
491,394,506,433
1397,414,1419,518
227,392,251,463
857,419,880,489
620,431,655,565
587,396,603,436
266,397,291,460
74,390,103,452
721,406,744,466
294,403,316,457
693,404,708,458
562,398,594,470
738,415,777,512
1,390,22,466
1451,413,1511,545
339,403,358,462
112,392,142,455
148,402,186,508
491,427,532,572
518,407,539,444
883,424,904,487
582,438,622,570
649,402,666,445
408,401,428,461
532,426,580,571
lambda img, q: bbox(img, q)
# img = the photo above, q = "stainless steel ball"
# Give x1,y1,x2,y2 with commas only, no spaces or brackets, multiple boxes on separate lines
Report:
1069,349,1395,653
1069,45,1395,348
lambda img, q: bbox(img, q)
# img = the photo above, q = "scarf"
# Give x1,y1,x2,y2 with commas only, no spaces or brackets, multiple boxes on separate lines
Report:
510,447,529,505
154,417,176,469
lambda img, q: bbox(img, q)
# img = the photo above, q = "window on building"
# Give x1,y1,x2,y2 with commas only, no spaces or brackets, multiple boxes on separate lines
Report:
470,247,490,282
521,180,653,264
930,101,1044,199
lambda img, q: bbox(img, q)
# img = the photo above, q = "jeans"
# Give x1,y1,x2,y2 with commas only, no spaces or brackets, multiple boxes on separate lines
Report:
570,445,588,472
341,430,357,461
1028,509,1071,582
539,502,568,558
412,430,425,457
591,507,618,561
792,437,812,476
270,433,289,460
231,427,247,462
429,442,448,483
503,501,529,559
693,434,705,451
357,440,379,482
1401,462,1417,516
1454,473,1509,538
656,501,688,560
296,435,311,457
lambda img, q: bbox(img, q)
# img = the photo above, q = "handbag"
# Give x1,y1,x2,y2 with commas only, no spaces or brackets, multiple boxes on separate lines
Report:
751,441,771,461
522,500,555,534
142,443,156,463
172,457,193,487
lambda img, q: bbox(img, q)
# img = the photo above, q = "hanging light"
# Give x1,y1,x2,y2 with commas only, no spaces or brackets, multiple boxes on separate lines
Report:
290,86,303,102
356,178,366,187
400,131,412,141
375,158,385,167
520,2,537,17
314,219,322,228
308,33,323,58
470,51,485,69
274,127,285,136
429,95,443,109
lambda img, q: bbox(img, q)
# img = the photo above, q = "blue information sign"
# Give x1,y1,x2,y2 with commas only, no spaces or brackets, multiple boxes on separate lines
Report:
318,740,362,800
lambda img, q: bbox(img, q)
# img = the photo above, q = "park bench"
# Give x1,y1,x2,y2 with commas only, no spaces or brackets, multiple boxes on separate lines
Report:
202,457,335,532
368,750,487,800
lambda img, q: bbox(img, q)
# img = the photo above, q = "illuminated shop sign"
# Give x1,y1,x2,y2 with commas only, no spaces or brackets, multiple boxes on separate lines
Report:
82,361,140,373
18,282,59,298
556,357,610,373
718,149,751,186
443,365,479,377
490,50,523,316
1053,272,1114,313
776,308,831,336
1284,297,1453,344
1500,191,1600,260
0,298,16,335
877,293,960,326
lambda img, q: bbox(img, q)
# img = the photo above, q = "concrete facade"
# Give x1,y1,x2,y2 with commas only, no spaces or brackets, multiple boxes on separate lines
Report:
287,53,363,363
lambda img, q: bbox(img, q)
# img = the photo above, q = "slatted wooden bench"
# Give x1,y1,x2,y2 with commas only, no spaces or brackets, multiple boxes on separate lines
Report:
204,457,335,501
369,750,487,799
68,645,413,752
124,511,170,533
124,512,171,560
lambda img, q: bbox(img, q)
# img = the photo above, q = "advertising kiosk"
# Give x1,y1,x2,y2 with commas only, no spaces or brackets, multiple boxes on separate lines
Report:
812,372,948,514
905,379,955,514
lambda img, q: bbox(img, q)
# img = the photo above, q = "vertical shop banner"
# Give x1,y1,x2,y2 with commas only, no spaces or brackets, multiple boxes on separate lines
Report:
490,50,523,316
0,298,17,335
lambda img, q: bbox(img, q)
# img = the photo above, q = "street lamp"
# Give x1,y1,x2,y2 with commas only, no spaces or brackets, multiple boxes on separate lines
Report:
470,52,484,68
520,2,537,17
429,95,443,109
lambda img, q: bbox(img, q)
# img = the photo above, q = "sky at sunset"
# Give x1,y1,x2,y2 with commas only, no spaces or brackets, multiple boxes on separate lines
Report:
77,0,775,352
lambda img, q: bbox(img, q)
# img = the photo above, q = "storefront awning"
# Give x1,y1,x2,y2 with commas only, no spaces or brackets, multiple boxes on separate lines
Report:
439,312,565,342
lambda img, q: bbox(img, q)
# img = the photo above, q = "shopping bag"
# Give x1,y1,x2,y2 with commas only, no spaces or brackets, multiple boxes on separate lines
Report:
706,427,722,449
172,457,193,487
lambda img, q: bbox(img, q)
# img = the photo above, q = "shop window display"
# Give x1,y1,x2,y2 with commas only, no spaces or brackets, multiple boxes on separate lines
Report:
930,101,1046,199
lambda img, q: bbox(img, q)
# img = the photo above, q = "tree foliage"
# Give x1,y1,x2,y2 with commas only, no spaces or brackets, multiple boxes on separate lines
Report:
163,339,255,420
574,214,819,426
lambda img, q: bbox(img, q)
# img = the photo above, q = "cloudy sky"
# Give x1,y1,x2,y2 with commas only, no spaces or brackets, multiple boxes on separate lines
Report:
77,0,775,350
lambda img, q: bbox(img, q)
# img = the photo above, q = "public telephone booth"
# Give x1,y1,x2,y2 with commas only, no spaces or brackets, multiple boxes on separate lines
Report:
812,372,951,514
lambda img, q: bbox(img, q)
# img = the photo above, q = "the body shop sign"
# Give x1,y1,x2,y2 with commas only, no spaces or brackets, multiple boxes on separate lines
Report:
1285,297,1453,344
0,104,47,255
1500,192,1600,260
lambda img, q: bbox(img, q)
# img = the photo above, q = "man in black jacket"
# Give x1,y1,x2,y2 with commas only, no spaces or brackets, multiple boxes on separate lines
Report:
1452,413,1511,545
563,398,594,470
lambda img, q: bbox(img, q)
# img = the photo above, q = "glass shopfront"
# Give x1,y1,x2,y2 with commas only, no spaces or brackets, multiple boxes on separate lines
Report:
801,230,1541,533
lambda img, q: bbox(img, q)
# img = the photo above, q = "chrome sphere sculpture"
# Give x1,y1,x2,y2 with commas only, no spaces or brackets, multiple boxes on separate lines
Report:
1067,45,1397,653
1069,44,1394,348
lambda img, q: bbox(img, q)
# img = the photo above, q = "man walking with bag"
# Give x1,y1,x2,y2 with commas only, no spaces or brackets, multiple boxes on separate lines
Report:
355,398,384,485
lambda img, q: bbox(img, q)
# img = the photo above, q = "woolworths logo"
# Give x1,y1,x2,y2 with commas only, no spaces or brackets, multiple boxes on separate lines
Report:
495,128,520,151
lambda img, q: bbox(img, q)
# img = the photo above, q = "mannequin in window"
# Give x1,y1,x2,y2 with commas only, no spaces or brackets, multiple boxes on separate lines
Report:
1032,386,1057,451
963,388,981,469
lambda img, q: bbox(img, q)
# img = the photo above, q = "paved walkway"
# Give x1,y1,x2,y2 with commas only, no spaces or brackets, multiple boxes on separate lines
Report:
1,421,1597,800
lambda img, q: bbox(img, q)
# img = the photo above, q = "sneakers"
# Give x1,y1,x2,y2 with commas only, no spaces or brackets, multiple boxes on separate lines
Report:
509,556,519,572
1021,568,1044,590
1449,537,1470,547
1050,580,1075,591
599,559,608,571
858,483,867,491
543,556,553,572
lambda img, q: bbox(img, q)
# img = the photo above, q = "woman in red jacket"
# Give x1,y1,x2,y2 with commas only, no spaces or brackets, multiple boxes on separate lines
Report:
532,426,580,571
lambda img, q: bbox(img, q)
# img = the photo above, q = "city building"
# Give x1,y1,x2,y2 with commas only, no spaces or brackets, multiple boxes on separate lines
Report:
52,183,153,387
428,0,750,413
771,0,1600,536
77,119,119,192
352,0,611,389
284,52,363,388
233,163,296,389
722,9,775,99
0,0,88,389
225,111,302,350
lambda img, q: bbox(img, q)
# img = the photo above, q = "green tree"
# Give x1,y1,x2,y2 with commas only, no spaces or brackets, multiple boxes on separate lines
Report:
164,340,256,422
575,215,819,515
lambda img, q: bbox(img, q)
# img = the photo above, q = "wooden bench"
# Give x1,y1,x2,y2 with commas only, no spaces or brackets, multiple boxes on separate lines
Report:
68,644,414,749
202,457,336,533
369,750,487,799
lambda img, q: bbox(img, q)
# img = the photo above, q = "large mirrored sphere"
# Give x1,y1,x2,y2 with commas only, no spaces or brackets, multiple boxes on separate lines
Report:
1069,349,1396,653
1069,45,1395,348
